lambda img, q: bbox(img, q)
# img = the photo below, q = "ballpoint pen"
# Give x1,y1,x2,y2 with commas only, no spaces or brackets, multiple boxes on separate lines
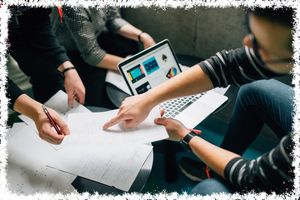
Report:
42,105,62,135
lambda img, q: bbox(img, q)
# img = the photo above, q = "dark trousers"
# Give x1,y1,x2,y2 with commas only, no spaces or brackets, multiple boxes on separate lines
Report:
220,79,293,155
192,79,294,195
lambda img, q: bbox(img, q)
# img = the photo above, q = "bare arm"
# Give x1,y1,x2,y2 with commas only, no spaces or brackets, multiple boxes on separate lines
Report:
189,136,240,177
95,24,155,71
117,24,143,41
154,117,239,178
117,24,155,49
147,65,214,106
103,64,214,129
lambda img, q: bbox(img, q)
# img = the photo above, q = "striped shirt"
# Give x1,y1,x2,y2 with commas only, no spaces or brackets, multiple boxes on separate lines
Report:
224,134,294,193
199,47,294,193
199,47,279,88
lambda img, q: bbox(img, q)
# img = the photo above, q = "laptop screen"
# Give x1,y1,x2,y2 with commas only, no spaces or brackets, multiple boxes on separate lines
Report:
118,40,181,95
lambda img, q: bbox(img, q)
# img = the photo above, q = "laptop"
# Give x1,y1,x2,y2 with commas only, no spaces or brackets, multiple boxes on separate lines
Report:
118,39,228,128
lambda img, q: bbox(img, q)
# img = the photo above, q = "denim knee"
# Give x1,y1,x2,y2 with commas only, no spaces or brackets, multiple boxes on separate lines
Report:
236,79,293,109
190,178,232,195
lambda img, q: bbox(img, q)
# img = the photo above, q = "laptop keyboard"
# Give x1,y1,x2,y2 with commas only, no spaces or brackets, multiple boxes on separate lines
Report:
160,93,205,118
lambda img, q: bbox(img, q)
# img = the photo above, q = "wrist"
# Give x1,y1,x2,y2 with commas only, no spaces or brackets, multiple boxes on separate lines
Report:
179,129,190,141
137,31,144,43
58,61,76,77
180,130,197,150
62,66,77,78
30,101,44,122
15,94,43,121
62,66,76,76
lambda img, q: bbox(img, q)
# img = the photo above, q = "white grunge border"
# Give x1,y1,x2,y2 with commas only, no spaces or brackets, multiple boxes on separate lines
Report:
0,0,299,199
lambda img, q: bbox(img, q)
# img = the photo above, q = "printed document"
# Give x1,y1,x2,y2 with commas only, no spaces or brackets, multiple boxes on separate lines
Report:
46,144,153,191
6,123,76,194
18,90,90,150
67,107,168,144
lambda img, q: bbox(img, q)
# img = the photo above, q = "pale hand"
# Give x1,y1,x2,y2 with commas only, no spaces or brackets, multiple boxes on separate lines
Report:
64,69,86,107
141,33,156,49
154,117,190,141
33,108,70,144
103,93,153,129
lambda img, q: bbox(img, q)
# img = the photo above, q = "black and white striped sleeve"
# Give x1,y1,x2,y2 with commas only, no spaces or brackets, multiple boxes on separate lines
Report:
199,47,280,87
224,134,294,193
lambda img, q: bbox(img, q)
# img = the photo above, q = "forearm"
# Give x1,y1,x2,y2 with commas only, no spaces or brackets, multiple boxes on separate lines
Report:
117,24,142,41
13,94,42,121
146,65,214,106
95,54,124,71
189,136,240,178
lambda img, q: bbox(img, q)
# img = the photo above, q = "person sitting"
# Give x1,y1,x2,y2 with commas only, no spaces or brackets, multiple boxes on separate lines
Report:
51,7,156,108
103,7,294,194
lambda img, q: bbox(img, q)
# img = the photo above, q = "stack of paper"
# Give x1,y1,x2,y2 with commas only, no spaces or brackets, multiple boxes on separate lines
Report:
6,123,76,195
8,90,168,192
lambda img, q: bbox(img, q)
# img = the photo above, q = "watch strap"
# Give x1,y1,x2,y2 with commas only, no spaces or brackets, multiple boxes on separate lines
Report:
181,131,197,150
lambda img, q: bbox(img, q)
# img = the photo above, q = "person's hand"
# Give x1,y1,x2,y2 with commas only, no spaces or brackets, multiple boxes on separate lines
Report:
140,32,156,49
33,108,70,144
154,110,190,141
103,93,154,129
64,69,86,107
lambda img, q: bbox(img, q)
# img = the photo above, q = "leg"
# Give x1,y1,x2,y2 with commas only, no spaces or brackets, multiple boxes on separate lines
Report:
191,178,234,195
97,31,140,57
220,79,293,155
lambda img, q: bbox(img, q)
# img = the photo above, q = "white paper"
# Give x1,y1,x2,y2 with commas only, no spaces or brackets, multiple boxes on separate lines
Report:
67,107,168,144
105,70,131,95
7,120,153,192
44,90,90,114
7,159,76,195
18,90,91,150
46,144,153,191
6,124,76,195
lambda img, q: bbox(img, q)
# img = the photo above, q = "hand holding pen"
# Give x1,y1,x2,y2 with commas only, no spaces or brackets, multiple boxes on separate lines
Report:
32,105,70,144
42,105,62,135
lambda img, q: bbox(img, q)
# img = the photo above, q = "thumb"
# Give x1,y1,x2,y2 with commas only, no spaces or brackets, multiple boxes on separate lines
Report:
154,117,168,126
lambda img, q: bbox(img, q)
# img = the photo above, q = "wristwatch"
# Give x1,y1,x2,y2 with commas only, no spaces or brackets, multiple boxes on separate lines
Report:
180,131,197,151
